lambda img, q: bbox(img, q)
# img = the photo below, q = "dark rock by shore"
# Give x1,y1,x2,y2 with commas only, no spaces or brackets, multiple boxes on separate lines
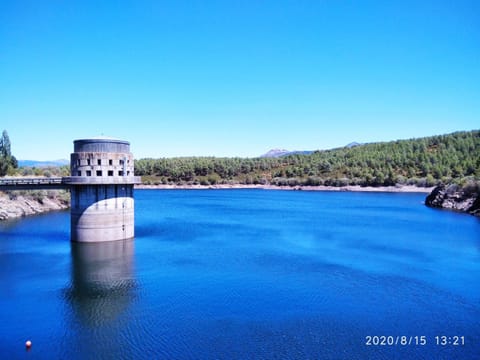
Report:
425,184,480,217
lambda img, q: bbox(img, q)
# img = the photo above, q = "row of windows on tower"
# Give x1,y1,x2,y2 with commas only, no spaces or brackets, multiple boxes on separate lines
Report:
77,170,131,177
77,159,130,166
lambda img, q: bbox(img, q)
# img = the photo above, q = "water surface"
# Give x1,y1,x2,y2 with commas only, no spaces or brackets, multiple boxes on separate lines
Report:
0,190,479,359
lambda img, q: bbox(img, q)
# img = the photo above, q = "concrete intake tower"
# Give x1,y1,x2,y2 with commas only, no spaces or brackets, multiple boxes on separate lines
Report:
64,137,141,242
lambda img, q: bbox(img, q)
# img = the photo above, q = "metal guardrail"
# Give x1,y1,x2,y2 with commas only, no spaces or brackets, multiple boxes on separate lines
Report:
0,177,64,185
0,177,68,190
0,176,142,190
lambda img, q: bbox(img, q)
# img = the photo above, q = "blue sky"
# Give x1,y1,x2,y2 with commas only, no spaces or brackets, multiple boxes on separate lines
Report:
0,0,478,160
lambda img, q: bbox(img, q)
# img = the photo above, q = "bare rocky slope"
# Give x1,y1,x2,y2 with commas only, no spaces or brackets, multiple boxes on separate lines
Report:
425,184,480,217
0,191,70,221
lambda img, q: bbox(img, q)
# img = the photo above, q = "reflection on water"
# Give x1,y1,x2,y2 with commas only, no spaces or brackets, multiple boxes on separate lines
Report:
66,239,136,327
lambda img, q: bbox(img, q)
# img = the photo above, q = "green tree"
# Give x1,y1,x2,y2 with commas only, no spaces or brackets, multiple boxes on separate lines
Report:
0,130,18,176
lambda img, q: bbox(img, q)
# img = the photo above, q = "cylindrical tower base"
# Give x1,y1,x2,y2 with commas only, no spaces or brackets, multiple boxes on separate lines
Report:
70,184,134,242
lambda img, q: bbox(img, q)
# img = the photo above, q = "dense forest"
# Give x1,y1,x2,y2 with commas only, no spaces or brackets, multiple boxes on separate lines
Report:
136,130,480,187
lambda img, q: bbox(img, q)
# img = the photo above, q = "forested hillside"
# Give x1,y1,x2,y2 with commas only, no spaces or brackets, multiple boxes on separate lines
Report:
136,130,479,187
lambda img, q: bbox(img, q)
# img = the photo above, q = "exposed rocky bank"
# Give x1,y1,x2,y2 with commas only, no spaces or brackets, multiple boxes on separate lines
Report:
0,191,70,221
425,184,480,217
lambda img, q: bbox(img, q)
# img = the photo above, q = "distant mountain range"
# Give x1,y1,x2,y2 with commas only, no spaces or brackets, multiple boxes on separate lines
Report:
18,159,70,168
260,149,315,158
345,142,362,148
260,142,362,158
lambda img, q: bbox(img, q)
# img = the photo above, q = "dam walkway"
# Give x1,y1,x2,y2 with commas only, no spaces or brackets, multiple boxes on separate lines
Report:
0,177,68,190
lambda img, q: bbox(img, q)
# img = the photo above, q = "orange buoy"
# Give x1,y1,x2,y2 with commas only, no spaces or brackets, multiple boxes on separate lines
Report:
25,340,32,349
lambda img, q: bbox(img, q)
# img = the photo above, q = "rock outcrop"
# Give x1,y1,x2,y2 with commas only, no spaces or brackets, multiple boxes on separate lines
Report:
425,184,480,217
0,192,70,221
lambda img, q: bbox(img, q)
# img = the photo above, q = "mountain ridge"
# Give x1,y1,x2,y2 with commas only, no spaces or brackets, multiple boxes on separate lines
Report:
18,159,69,168
260,149,314,158
260,142,362,157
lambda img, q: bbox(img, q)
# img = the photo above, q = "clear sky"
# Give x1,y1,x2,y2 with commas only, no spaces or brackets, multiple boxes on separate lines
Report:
0,0,479,160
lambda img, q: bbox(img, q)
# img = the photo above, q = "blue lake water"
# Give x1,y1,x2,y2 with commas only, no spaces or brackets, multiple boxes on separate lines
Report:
0,189,479,359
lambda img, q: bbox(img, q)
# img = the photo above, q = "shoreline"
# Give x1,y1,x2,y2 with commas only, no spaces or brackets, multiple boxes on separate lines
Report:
135,184,434,193
0,193,69,221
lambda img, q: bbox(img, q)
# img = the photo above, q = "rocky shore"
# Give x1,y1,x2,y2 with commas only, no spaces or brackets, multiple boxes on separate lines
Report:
0,191,70,221
425,184,480,217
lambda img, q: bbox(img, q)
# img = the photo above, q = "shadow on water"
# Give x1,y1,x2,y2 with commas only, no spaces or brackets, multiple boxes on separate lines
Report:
64,239,137,327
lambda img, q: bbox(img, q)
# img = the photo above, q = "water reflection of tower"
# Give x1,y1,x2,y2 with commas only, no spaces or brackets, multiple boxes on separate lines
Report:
68,240,136,326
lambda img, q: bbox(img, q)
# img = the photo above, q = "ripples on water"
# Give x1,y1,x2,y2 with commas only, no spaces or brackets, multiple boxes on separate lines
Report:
0,189,479,359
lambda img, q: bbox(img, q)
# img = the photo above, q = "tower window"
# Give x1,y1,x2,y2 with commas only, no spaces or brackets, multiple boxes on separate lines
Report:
87,159,91,165
97,159,101,165
119,171,124,176
96,170,102,176
77,171,81,176
108,170,114,176
86,170,92,176
109,159,113,165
